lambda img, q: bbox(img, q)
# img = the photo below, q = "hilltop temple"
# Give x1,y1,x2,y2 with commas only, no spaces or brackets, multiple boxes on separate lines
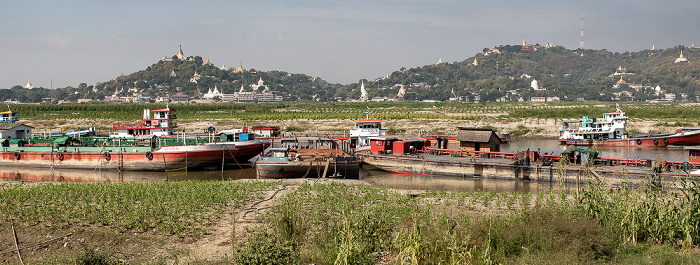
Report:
360,80,368,102
675,50,688,63
233,62,246,73
162,45,194,62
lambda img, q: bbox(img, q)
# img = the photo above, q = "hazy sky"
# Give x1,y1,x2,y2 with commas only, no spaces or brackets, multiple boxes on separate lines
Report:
2,0,699,89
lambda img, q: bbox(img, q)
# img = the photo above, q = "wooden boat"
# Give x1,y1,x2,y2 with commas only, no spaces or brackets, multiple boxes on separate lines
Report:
255,137,360,179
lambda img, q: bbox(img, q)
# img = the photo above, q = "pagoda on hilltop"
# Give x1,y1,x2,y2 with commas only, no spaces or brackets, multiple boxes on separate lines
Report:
675,50,688,63
233,62,246,73
521,38,535,51
162,45,194,62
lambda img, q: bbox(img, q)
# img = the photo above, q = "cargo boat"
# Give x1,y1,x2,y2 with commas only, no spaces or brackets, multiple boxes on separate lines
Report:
255,137,360,179
559,105,700,147
1,107,265,171
356,134,698,184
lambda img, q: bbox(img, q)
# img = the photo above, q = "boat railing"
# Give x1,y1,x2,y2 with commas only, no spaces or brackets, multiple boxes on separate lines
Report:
424,147,518,159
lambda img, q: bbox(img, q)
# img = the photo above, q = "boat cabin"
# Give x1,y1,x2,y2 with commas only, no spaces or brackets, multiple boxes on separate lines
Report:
250,126,280,137
455,127,502,152
219,128,254,141
349,112,387,147
0,109,19,123
258,148,291,162
111,107,177,138
559,106,628,141
280,137,338,149
368,135,429,155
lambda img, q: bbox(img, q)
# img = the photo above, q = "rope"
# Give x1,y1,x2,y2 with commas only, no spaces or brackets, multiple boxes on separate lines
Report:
241,183,288,221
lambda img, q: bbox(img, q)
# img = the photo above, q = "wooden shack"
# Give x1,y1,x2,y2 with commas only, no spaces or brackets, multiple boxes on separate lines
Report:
686,146,700,164
455,127,502,152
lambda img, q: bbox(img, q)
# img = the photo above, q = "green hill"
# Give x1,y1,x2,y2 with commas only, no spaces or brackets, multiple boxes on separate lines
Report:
3,44,699,103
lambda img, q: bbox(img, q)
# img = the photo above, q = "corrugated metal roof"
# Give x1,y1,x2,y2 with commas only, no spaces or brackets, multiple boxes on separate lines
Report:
0,123,34,130
455,128,499,143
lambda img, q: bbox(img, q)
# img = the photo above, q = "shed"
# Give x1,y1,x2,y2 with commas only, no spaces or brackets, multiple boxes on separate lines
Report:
0,123,34,139
686,146,700,164
455,127,502,152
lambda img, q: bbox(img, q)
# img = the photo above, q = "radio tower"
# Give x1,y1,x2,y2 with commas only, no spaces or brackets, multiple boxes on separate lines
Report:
580,15,584,50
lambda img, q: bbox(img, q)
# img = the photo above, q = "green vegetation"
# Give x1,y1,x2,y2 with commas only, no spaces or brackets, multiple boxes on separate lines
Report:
0,181,276,235
4,46,699,103
234,181,700,264
8,101,700,123
2,179,700,263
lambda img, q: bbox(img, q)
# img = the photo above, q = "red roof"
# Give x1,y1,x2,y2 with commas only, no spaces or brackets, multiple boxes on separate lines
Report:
152,108,173,112
357,119,381,122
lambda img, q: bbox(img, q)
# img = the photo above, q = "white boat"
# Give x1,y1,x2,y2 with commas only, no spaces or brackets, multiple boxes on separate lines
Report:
559,105,628,143
349,110,387,147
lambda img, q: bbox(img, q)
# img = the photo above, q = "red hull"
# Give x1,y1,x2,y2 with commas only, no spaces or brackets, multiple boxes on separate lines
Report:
0,150,225,171
565,131,700,147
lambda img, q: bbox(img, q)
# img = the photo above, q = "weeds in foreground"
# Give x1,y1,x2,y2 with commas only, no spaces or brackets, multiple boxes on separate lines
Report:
235,182,700,264
0,180,276,235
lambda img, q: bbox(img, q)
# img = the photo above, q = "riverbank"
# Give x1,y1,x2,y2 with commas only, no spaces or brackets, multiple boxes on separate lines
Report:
2,178,699,264
23,117,673,139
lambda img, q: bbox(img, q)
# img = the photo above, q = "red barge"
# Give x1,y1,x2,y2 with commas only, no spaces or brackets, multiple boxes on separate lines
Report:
1,106,265,171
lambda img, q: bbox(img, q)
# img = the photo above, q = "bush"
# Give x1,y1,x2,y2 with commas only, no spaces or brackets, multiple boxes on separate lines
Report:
232,230,296,265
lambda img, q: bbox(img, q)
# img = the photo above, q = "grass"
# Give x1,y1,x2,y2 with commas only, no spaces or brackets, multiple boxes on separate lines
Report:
234,181,700,264
3,178,700,264
0,180,277,236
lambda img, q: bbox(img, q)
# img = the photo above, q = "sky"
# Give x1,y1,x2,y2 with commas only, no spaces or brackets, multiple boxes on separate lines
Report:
1,0,699,89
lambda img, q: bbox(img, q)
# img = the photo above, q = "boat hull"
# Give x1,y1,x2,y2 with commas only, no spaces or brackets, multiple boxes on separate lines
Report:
205,140,267,162
356,151,692,184
256,159,360,179
565,131,700,147
0,149,225,171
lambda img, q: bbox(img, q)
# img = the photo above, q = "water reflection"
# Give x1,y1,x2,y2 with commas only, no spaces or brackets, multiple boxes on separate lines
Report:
360,165,576,193
1,139,689,193
502,139,687,161
0,166,257,183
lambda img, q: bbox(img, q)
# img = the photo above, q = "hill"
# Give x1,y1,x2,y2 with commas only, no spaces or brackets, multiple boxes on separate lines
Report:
3,44,699,103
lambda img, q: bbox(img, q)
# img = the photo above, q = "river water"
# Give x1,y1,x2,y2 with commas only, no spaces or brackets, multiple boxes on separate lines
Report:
1,139,689,192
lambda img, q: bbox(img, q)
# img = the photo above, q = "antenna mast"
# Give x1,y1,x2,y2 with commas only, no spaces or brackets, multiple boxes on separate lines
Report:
580,15,584,50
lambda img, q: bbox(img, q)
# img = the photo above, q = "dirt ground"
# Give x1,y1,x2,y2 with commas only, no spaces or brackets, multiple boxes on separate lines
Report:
0,178,515,264
23,117,668,139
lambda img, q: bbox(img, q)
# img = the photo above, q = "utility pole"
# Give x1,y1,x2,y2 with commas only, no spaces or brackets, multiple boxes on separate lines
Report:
580,15,584,50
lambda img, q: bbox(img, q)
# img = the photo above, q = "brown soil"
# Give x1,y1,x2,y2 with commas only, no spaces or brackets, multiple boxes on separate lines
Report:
22,118,671,139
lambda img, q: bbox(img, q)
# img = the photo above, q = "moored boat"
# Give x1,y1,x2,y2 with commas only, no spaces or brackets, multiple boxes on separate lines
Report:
559,105,700,147
356,133,697,184
255,137,360,179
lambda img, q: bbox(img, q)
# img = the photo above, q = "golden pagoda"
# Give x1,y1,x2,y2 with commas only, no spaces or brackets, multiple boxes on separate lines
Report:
675,50,688,63
233,62,246,73
203,57,214,66
176,45,186,60
691,42,697,48
472,57,479,66
522,38,527,46
651,43,656,51
616,76,626,85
